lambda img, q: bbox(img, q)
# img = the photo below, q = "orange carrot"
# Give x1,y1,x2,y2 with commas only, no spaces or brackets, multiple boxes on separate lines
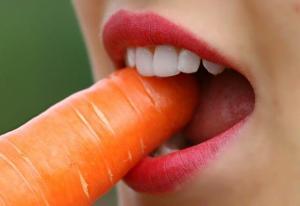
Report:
0,68,199,206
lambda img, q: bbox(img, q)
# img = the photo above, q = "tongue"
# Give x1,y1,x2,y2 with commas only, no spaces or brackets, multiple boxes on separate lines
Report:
186,70,255,144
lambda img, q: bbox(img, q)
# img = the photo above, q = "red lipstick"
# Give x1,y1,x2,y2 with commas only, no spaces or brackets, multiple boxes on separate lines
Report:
103,10,229,68
103,10,253,193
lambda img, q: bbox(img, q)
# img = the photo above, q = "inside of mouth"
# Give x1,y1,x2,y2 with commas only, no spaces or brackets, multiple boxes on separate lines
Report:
151,65,255,157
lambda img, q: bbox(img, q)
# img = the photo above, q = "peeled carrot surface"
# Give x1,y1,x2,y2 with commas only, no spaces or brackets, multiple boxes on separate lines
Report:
0,68,199,206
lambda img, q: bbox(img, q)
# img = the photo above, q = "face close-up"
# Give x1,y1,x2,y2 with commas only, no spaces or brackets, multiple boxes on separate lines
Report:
74,0,300,205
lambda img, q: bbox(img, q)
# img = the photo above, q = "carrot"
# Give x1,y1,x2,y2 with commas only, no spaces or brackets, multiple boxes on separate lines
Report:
0,68,199,206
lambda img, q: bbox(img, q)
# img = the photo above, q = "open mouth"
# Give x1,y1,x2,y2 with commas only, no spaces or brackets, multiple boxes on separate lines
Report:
103,10,255,193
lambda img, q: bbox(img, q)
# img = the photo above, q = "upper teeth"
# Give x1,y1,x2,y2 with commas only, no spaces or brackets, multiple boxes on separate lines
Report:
125,47,136,68
178,49,201,74
153,45,180,77
202,59,225,75
125,45,225,77
136,47,154,76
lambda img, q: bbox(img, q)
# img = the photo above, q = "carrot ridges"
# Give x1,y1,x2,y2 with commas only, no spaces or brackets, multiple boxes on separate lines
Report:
0,68,199,205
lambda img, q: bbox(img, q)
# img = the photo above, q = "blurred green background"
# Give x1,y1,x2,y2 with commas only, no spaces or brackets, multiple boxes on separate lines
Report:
0,1,116,205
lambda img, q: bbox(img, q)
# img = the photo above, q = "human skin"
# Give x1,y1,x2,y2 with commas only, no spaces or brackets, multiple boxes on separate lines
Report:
73,0,300,205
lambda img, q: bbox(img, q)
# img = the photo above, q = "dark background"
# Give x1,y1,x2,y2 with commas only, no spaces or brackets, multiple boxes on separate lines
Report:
0,1,116,205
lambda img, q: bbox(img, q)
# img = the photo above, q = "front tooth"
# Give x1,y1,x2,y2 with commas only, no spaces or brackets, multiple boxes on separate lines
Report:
125,47,136,68
136,47,154,76
153,45,179,77
202,59,225,75
178,49,201,73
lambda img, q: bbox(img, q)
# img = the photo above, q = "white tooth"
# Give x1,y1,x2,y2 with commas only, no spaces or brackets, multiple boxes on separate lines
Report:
202,59,225,75
153,45,179,77
160,145,178,155
136,47,154,76
178,49,200,73
155,144,178,156
125,47,136,68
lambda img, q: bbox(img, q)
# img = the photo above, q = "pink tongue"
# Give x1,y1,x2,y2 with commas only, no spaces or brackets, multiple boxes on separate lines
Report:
186,70,255,143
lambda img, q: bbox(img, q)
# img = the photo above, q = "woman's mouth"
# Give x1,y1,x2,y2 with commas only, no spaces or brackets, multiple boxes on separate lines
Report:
103,10,255,193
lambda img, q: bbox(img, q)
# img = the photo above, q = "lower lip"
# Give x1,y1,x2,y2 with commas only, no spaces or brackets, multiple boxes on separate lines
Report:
124,119,247,193
104,10,250,194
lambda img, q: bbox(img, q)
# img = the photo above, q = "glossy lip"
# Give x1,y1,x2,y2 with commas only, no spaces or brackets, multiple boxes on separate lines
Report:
125,120,246,193
103,10,233,69
102,10,248,193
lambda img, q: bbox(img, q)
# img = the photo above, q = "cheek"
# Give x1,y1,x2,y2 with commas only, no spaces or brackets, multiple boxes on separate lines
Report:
74,0,116,80
293,1,300,14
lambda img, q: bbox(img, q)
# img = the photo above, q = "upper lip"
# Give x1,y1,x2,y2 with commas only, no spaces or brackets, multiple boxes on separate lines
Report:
102,9,250,194
103,9,234,70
